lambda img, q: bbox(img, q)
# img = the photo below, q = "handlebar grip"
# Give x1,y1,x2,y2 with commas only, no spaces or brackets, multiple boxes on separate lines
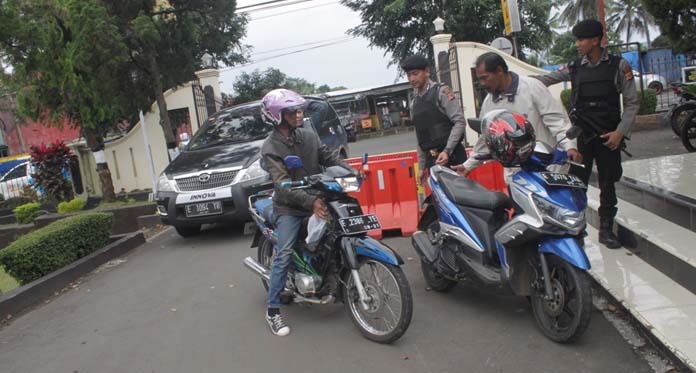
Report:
280,180,305,188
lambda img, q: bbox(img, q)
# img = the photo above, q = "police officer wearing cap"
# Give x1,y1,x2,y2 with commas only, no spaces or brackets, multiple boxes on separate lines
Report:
401,55,468,185
534,19,639,249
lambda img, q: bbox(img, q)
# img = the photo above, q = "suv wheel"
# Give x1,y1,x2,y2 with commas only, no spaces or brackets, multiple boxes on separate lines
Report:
175,224,201,237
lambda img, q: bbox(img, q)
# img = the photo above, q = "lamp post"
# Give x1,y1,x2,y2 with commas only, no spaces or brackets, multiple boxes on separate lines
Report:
201,53,213,69
433,17,445,34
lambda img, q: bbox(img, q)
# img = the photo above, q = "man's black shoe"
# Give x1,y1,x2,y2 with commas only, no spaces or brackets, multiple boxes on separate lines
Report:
599,230,622,249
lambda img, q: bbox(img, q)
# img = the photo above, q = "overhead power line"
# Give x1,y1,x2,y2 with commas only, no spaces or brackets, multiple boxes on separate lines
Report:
237,0,315,13
250,1,339,20
251,36,351,55
220,38,357,71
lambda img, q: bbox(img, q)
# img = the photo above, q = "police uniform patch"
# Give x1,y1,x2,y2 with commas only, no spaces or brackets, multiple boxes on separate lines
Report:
441,85,456,101
623,66,634,81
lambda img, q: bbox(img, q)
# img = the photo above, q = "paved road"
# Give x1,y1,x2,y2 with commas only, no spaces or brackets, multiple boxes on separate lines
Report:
349,125,689,161
0,130,667,373
0,227,652,373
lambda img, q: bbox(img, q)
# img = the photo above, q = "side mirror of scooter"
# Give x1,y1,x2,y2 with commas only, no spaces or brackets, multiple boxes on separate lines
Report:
468,118,482,134
362,152,368,166
283,155,303,170
566,126,582,140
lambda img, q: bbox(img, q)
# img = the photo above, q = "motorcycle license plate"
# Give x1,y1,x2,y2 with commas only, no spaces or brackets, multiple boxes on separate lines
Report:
540,172,586,189
338,214,381,234
185,201,223,217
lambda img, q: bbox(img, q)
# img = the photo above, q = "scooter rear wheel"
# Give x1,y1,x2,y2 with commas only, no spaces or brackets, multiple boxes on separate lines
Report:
421,259,457,292
530,254,592,343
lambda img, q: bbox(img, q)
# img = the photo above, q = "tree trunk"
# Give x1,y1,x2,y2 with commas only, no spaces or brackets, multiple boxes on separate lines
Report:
147,52,177,155
83,127,116,202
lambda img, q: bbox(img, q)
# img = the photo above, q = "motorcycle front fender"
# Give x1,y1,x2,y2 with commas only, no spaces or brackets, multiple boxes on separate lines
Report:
340,236,403,269
539,237,590,270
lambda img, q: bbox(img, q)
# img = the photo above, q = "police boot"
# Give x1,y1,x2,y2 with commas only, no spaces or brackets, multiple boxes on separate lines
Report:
599,218,621,249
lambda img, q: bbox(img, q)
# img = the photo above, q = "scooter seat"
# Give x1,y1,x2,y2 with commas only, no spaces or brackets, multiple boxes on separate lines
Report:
438,173,512,210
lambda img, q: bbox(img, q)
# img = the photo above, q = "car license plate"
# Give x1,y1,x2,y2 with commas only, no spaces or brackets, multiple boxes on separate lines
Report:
338,214,381,234
185,201,223,217
540,172,586,188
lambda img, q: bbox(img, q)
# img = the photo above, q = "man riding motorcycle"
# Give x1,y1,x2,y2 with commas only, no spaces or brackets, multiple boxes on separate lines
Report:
259,88,354,336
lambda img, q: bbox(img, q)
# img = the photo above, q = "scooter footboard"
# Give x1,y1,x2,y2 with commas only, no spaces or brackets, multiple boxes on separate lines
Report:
539,237,590,270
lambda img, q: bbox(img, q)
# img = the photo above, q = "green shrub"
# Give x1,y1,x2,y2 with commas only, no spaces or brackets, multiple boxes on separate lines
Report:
0,213,113,284
1,197,34,210
560,89,572,114
13,202,42,224
638,88,657,115
58,198,86,214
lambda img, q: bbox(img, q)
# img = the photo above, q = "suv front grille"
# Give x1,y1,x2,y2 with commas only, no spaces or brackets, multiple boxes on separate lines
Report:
175,170,238,192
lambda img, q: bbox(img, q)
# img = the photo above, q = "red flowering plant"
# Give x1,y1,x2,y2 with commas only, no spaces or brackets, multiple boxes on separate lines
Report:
29,141,75,204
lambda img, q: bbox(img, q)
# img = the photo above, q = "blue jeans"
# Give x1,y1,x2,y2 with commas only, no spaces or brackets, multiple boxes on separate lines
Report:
267,215,303,308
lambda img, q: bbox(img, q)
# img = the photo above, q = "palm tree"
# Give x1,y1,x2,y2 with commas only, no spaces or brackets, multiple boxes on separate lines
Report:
558,0,600,26
607,0,655,47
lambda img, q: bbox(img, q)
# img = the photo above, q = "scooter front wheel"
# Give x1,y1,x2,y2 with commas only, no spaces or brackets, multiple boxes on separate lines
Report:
344,259,413,344
530,254,592,343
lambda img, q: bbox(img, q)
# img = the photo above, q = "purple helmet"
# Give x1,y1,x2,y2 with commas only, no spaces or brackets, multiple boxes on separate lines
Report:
261,89,306,126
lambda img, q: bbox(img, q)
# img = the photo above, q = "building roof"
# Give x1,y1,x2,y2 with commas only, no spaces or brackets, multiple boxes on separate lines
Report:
322,82,411,100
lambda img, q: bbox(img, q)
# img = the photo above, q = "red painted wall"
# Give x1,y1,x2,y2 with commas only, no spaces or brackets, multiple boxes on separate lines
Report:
1,114,80,156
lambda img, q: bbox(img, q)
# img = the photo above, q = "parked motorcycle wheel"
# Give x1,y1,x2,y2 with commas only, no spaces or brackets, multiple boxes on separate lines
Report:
669,103,696,137
344,259,413,344
421,259,457,292
680,110,696,152
530,254,592,343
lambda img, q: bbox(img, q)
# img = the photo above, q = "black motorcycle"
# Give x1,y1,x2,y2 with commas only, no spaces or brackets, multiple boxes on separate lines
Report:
667,83,696,137
244,155,413,344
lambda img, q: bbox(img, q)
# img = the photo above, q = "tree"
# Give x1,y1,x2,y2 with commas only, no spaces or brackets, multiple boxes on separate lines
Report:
642,0,696,53
341,0,554,66
0,0,128,201
231,68,346,103
103,0,248,153
557,0,601,26
549,31,579,64
607,0,656,47
651,35,671,48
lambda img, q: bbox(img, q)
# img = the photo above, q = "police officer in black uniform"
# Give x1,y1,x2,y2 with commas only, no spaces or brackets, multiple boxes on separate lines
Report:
401,55,468,185
535,20,639,249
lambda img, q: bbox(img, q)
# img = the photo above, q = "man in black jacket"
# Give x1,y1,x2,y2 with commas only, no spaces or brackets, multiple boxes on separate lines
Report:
260,88,353,336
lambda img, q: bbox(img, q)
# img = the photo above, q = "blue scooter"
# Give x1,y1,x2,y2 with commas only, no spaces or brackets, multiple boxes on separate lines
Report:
412,123,592,343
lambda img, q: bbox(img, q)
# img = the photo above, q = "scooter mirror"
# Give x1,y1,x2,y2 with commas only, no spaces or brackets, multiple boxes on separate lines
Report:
468,118,482,134
566,126,582,140
362,153,368,166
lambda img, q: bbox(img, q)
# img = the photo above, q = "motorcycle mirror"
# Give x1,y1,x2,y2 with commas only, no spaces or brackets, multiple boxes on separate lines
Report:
283,155,303,170
566,126,582,140
362,152,368,166
468,118,482,134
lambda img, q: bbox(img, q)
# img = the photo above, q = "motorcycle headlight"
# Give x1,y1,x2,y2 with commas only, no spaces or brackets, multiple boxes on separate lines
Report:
234,159,269,184
336,177,360,192
156,174,175,193
532,195,585,230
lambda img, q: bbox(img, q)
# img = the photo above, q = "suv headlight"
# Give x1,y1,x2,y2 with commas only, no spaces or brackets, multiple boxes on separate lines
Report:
156,174,175,193
234,159,269,184
336,177,360,192
532,195,585,230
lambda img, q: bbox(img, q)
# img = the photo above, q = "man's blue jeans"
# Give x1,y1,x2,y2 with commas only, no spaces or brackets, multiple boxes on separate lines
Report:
268,215,303,308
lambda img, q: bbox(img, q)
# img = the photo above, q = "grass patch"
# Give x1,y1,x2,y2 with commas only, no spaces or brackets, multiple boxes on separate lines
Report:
0,265,20,293
94,199,151,211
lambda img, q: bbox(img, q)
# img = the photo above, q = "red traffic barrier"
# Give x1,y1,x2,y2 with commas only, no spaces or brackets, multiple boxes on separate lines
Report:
347,151,420,239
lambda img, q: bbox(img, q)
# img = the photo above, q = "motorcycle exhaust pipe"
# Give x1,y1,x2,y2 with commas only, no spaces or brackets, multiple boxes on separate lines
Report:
243,256,271,282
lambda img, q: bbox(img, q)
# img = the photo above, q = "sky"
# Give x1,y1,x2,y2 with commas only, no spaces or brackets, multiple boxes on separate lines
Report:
218,0,405,95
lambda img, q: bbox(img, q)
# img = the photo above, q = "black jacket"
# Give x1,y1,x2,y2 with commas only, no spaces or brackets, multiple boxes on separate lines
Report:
261,127,352,217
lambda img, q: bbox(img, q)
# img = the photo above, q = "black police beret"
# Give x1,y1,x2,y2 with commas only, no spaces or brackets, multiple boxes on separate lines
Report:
401,55,430,71
572,19,604,39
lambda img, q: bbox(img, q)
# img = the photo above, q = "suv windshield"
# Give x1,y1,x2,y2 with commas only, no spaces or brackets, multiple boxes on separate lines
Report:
187,105,272,150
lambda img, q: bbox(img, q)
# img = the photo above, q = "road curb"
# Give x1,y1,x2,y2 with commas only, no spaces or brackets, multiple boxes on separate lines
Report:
588,275,691,372
0,232,145,321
